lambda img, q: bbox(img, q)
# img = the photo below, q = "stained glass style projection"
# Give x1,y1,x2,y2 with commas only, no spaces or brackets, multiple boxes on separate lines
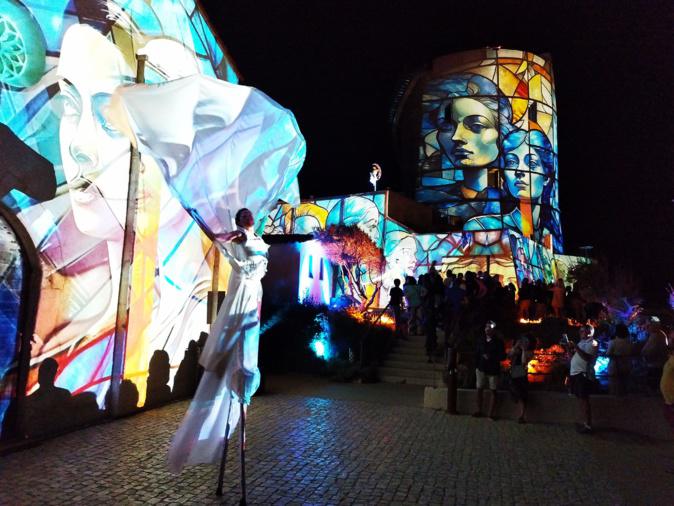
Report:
508,232,555,285
266,191,519,307
553,254,592,285
0,0,240,432
417,49,562,253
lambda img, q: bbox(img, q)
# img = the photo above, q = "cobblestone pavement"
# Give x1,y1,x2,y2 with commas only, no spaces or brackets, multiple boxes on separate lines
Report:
1,387,674,505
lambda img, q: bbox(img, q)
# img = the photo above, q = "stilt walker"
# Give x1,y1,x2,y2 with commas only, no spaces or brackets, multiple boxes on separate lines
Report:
107,74,306,503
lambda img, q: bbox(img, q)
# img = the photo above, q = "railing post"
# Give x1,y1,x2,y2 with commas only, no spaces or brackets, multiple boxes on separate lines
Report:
109,54,147,417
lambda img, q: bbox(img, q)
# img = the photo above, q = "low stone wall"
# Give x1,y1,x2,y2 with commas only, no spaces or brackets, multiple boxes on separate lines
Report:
424,387,673,440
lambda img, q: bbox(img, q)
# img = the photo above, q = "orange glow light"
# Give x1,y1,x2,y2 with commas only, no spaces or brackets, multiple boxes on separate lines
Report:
519,318,542,324
345,308,395,328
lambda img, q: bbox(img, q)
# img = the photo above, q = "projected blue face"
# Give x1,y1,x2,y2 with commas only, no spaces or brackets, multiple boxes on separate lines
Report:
437,98,500,168
503,143,549,202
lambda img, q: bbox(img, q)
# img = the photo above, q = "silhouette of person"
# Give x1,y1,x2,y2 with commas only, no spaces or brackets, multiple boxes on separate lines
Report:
145,350,172,407
24,358,72,436
173,340,200,399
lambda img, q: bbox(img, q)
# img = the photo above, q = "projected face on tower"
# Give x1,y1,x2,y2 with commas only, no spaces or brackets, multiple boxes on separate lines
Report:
502,129,553,204
416,50,563,253
437,97,500,169
503,142,549,202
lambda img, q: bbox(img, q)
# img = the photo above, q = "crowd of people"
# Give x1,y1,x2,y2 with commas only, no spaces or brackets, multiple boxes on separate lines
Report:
390,264,518,359
387,267,674,434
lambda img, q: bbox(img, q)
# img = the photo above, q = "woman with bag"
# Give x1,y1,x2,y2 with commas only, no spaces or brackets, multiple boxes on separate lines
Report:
509,334,535,423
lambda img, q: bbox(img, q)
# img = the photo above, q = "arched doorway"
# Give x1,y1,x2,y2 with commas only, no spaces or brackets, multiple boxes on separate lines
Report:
0,204,41,441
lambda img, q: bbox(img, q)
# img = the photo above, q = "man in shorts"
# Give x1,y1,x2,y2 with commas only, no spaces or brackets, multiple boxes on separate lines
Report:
569,324,598,433
473,320,505,420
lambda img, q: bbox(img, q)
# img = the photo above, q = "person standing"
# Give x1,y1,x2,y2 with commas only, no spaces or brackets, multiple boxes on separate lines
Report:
473,321,505,420
606,324,632,396
509,334,535,423
551,279,566,318
168,208,269,473
517,279,533,320
389,279,405,336
444,275,466,342
403,276,421,336
569,325,598,433
641,318,669,392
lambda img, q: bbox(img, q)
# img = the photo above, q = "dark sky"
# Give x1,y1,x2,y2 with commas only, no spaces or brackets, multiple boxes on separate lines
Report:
201,0,673,300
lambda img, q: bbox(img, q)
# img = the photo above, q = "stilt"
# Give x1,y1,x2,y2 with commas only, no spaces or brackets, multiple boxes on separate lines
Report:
215,399,234,496
239,402,247,506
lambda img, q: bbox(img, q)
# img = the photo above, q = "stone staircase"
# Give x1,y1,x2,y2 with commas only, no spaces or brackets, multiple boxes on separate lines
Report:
378,333,447,387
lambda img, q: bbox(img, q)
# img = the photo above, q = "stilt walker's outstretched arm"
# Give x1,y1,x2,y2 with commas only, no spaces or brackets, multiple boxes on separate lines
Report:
239,402,247,506
216,399,234,497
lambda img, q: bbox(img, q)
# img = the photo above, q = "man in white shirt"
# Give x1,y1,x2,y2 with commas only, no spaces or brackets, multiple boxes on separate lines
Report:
569,325,598,433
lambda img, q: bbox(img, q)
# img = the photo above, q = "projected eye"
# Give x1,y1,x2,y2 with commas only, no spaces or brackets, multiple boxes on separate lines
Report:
504,154,519,169
464,119,486,134
92,93,122,137
53,92,81,118
527,154,542,170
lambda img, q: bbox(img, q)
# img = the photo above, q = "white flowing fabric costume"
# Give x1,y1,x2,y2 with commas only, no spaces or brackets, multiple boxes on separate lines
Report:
166,227,269,473
109,74,305,473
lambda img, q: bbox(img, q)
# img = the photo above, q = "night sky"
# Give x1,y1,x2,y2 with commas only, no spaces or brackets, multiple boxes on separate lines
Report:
201,0,673,301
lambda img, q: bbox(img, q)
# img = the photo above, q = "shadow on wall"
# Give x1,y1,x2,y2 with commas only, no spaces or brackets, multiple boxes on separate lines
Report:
24,358,103,437
172,340,200,399
23,339,203,438
145,350,172,408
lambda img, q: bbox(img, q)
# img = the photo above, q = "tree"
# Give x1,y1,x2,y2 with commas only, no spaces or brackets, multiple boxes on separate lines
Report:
314,225,384,309
568,257,643,322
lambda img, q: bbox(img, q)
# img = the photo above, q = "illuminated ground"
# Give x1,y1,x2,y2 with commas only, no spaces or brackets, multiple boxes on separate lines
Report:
1,376,673,505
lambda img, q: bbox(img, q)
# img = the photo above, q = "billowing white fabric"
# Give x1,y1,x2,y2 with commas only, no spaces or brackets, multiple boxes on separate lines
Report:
110,74,305,233
109,74,304,473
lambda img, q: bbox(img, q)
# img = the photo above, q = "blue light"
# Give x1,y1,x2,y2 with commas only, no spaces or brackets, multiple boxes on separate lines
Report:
311,339,326,358
309,313,332,360
594,356,609,376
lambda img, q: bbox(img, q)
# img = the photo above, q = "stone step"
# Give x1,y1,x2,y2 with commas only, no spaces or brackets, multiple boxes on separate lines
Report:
380,360,445,372
386,352,433,363
391,342,427,353
401,334,427,342
378,366,443,380
379,375,444,387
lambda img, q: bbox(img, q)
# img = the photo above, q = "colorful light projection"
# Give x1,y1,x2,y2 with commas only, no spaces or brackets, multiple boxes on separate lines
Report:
0,0,239,432
417,49,562,253
509,232,555,285
0,216,23,433
266,191,521,306
309,313,333,361
298,240,333,305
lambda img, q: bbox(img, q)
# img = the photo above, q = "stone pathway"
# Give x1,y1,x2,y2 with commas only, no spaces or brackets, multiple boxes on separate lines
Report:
1,381,673,505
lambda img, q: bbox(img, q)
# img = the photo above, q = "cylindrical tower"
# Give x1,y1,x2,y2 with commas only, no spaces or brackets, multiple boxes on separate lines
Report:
392,48,562,253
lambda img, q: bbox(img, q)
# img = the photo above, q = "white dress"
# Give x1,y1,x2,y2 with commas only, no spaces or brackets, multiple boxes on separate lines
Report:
167,228,268,474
